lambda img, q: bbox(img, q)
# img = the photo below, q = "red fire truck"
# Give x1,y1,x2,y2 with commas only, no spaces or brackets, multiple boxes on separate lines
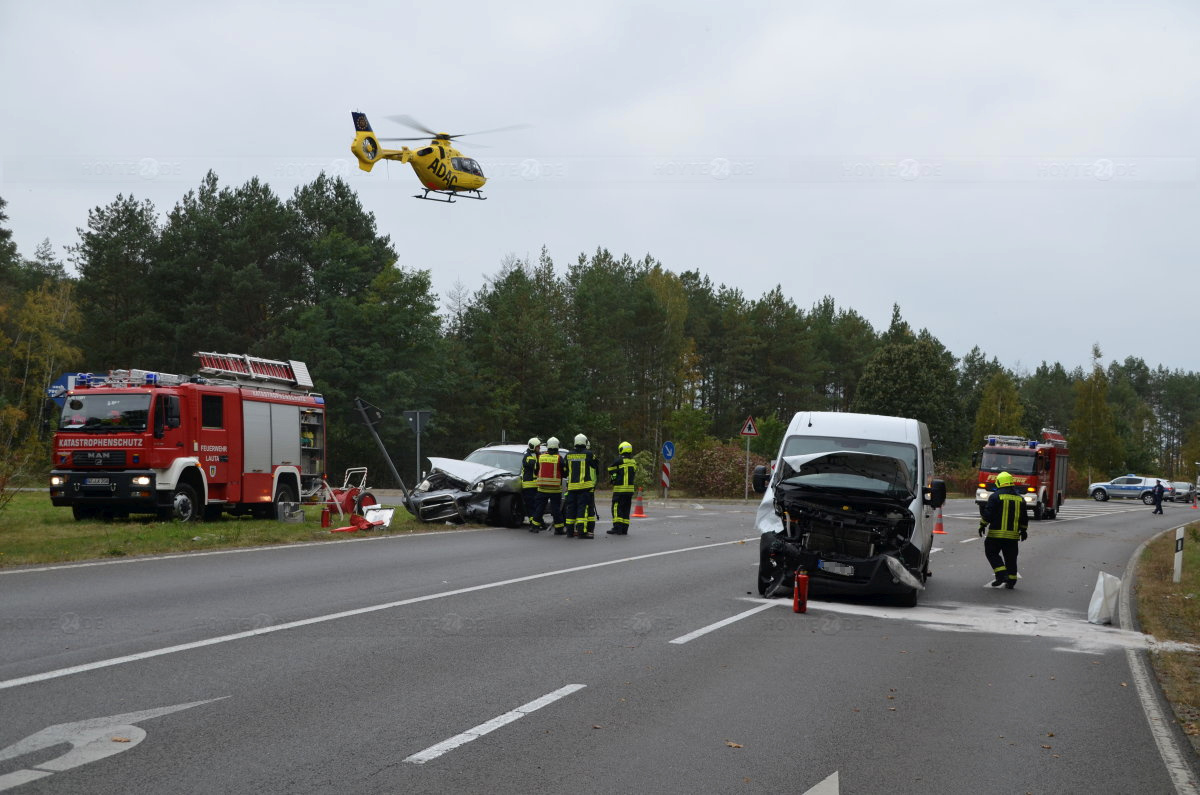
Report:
49,352,326,522
972,429,1069,520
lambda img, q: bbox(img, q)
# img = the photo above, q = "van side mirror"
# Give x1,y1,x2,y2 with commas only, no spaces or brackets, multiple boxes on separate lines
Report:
752,465,770,494
165,396,181,429
924,479,946,508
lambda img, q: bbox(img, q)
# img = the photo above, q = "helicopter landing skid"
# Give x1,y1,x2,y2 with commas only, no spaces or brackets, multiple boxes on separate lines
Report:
413,188,487,203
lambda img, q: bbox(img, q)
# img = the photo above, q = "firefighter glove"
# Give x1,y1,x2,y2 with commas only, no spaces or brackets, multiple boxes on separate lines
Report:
1020,530,1028,542
977,521,986,537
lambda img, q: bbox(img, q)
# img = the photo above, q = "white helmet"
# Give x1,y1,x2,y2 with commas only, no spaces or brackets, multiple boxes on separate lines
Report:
547,436,559,448
528,437,541,447
575,433,588,447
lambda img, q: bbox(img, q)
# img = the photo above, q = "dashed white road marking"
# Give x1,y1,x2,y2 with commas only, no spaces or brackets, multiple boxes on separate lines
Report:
404,685,586,764
668,603,777,644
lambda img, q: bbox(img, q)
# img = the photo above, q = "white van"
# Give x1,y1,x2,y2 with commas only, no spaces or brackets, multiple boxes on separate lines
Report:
752,411,946,606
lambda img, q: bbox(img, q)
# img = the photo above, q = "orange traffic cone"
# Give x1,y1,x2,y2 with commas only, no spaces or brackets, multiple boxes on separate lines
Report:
632,489,647,518
933,507,946,534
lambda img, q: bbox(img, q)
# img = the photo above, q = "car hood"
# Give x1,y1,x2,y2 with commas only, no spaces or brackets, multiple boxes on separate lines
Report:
426,457,513,488
777,451,914,498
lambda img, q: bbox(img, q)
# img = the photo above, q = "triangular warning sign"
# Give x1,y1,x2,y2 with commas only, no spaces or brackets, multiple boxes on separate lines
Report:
740,416,758,436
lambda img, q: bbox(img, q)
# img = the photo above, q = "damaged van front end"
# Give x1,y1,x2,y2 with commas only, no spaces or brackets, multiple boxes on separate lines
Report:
757,451,929,605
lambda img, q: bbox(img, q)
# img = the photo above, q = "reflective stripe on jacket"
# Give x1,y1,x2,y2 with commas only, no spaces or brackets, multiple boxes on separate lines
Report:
566,448,597,490
983,488,1029,540
521,450,539,488
537,452,563,492
608,455,638,493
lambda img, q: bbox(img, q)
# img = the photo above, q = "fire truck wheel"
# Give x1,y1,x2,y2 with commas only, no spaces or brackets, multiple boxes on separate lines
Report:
275,483,297,510
71,505,100,521
354,491,378,515
1033,502,1045,520
167,483,201,522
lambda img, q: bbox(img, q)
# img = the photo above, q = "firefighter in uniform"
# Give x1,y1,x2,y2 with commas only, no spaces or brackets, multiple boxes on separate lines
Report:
522,437,542,532
564,434,598,539
978,471,1030,589
534,437,566,535
606,441,638,535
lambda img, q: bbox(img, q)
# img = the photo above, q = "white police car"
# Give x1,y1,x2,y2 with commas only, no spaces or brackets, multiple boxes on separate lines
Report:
1087,474,1170,504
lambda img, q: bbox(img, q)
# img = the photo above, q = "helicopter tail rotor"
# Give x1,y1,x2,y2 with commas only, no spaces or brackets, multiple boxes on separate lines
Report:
350,112,383,172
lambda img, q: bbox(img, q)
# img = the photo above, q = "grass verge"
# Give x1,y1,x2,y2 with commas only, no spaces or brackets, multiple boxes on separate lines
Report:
1135,520,1200,750
0,491,427,567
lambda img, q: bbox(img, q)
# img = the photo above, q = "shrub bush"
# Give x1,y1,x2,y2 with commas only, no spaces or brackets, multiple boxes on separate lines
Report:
671,440,769,498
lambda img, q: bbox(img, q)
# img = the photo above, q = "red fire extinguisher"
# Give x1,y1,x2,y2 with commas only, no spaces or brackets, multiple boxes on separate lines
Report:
321,506,331,528
793,569,809,613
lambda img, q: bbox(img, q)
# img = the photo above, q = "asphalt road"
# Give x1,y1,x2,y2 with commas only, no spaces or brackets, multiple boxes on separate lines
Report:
0,496,1197,793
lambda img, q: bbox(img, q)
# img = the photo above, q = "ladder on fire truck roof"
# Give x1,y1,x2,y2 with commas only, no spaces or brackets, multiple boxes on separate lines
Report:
195,352,315,390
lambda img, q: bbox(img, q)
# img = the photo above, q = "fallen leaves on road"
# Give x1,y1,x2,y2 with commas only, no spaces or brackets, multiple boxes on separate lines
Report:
111,737,131,743
725,741,743,749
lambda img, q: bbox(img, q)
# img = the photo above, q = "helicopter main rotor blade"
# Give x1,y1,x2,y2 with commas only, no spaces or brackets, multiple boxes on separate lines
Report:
385,114,439,137
377,136,434,142
449,123,532,138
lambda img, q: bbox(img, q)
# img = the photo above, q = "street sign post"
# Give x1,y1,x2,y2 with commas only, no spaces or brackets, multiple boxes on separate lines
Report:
661,441,674,500
740,416,758,500
404,410,433,486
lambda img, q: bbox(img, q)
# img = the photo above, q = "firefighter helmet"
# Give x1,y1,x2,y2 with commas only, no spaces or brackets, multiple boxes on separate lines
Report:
575,433,588,447
996,471,1014,488
618,441,633,454
547,436,559,449
528,437,541,448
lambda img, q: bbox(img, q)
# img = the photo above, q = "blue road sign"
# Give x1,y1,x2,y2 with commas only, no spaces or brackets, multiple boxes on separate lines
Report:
662,441,675,460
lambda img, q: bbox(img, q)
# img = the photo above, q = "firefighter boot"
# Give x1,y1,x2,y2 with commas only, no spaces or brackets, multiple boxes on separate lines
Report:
991,568,1006,587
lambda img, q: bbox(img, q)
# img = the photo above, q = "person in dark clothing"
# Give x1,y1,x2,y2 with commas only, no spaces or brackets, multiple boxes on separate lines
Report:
564,434,598,539
1152,480,1166,515
522,437,543,531
606,441,638,535
977,471,1030,589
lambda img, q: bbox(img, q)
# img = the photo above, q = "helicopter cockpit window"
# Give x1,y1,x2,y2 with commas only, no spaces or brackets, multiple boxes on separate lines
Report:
453,158,484,177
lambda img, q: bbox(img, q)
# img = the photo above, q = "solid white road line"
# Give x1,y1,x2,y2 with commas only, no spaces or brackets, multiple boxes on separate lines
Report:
668,603,777,645
404,684,586,764
1119,528,1200,795
0,539,751,691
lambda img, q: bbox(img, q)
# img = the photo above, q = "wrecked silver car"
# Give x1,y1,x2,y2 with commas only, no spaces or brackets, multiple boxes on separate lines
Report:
405,446,526,526
757,451,934,607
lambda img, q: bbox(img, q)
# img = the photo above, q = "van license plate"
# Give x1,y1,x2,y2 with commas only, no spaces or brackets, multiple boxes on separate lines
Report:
819,560,853,576
84,477,110,486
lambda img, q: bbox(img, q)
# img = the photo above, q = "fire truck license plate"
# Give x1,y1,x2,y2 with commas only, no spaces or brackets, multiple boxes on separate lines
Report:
84,477,110,486
818,560,854,576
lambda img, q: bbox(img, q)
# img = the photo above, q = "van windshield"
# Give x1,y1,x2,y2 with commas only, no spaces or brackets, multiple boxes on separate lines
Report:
779,435,918,490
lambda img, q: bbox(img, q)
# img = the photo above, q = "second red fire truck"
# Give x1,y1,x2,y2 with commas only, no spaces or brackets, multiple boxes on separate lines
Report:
972,429,1069,520
50,352,327,522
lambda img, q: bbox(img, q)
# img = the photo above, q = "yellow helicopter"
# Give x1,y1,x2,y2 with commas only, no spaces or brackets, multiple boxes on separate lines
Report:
349,112,525,203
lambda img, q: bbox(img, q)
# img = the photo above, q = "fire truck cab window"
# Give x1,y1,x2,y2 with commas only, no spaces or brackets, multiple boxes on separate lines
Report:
61,394,151,431
979,450,1036,475
202,394,224,429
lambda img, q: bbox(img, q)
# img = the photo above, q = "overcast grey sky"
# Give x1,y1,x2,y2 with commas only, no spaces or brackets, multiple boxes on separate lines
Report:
2,1,1198,373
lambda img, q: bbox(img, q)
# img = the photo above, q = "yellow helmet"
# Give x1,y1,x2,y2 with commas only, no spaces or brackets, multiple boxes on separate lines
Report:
618,441,633,454
996,471,1014,488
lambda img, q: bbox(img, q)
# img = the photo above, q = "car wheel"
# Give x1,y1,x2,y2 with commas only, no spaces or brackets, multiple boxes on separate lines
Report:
758,558,790,598
1091,489,1108,502
1142,493,1155,505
